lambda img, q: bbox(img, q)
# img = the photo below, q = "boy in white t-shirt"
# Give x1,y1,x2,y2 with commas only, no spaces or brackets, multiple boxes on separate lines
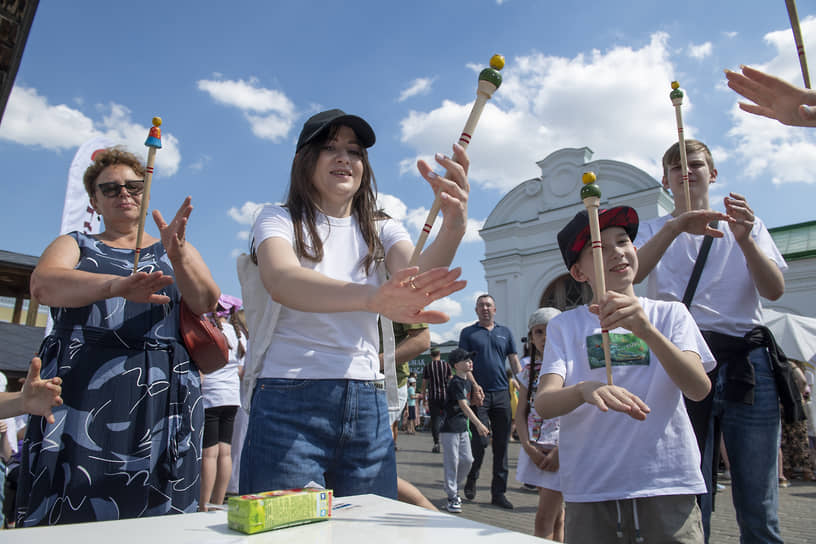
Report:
634,139,788,543
534,206,714,543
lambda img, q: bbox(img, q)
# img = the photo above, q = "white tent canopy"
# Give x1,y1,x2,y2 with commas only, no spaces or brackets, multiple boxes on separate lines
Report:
762,308,816,368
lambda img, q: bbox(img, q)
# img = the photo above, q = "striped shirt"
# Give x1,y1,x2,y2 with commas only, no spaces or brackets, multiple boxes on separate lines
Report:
423,358,451,402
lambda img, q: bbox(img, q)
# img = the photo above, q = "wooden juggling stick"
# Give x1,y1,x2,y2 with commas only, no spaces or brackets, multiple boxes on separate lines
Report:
409,54,505,266
670,81,692,213
133,116,163,273
786,0,811,88
581,172,613,385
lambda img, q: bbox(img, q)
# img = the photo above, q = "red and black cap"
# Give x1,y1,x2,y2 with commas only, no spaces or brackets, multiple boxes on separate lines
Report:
557,206,639,270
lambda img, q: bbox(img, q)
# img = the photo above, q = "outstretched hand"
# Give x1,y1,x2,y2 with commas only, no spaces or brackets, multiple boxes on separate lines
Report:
22,356,63,424
670,209,731,237
579,381,650,421
110,270,173,304
367,266,466,324
153,196,193,262
725,65,816,127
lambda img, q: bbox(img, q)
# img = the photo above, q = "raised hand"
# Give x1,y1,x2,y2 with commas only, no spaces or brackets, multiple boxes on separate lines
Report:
416,143,470,233
725,65,816,127
21,356,63,424
590,291,650,338
724,192,755,243
153,196,193,262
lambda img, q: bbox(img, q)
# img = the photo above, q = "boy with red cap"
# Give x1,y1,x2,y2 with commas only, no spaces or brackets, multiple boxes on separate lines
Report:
534,206,714,543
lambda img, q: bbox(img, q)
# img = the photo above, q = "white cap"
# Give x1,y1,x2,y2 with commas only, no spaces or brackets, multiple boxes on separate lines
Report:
528,307,561,330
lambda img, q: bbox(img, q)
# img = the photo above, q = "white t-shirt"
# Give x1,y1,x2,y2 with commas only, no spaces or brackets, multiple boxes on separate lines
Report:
634,216,787,336
1,416,18,458
251,205,410,380
540,299,715,503
202,323,245,408
517,356,559,447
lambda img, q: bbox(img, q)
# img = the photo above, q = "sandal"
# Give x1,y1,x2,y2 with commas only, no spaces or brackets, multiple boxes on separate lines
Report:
779,477,791,488
803,470,816,482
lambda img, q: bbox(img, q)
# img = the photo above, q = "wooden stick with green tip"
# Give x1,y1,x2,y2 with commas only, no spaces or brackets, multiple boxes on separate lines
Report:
581,171,613,385
409,54,505,266
670,81,692,213
133,116,163,273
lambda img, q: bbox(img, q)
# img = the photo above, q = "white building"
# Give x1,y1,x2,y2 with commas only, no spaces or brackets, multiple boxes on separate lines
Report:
480,147,816,344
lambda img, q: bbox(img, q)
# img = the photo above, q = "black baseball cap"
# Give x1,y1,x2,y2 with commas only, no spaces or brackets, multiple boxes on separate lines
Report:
296,109,376,151
557,206,639,270
448,348,476,367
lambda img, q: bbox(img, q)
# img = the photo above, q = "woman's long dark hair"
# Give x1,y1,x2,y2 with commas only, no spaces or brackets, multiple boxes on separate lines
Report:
286,124,384,274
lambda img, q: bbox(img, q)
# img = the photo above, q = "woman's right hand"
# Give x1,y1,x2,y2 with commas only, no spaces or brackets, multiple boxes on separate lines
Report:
366,266,466,324
108,271,174,304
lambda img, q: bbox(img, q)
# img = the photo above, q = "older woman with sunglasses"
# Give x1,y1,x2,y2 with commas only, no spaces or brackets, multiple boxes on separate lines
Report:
17,147,219,526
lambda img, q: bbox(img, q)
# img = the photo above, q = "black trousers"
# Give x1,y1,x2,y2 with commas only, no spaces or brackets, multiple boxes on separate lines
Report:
467,389,512,497
428,399,445,445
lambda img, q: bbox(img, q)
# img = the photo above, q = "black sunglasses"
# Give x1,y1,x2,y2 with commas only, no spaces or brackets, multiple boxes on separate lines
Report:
97,180,145,198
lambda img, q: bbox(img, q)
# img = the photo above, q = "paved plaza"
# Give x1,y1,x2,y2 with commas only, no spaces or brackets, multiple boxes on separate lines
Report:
395,430,816,543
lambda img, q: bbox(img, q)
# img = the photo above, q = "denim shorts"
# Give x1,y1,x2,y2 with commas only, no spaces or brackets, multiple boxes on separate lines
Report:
239,378,397,499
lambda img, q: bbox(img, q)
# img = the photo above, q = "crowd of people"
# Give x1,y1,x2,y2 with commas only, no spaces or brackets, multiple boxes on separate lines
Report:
0,64,814,543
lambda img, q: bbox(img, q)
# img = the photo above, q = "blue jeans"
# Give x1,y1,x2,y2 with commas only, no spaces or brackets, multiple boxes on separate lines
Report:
239,378,397,499
705,348,782,544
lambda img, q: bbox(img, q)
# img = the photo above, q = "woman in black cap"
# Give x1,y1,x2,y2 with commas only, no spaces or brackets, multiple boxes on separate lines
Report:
241,109,469,499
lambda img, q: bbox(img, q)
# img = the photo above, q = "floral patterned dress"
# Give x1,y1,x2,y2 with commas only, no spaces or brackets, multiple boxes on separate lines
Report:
16,232,203,526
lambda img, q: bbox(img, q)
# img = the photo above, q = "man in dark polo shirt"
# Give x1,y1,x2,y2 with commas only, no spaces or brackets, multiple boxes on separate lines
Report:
458,294,520,509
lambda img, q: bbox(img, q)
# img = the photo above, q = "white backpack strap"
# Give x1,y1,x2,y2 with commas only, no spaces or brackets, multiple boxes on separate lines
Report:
377,262,399,411
237,252,280,412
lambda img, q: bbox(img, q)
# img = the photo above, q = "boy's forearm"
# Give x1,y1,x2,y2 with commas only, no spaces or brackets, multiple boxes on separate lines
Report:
737,237,785,300
633,220,680,283
458,400,483,429
637,325,711,401
534,382,586,419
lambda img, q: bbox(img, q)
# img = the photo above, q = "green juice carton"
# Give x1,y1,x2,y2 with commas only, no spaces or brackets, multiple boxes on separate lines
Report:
227,488,333,534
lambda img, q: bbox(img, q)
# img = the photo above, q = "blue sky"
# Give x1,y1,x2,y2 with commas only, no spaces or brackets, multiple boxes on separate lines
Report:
1,1,815,343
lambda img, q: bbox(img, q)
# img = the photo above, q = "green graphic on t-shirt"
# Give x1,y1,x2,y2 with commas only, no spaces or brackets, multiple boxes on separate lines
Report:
586,333,650,369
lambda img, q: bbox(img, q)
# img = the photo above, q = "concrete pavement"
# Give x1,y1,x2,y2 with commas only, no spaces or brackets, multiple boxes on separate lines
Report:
394,430,816,543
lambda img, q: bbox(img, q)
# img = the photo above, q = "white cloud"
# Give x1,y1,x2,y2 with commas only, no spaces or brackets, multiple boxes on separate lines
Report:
723,31,738,39
727,17,816,185
189,154,211,172
0,86,182,176
398,77,435,102
398,32,683,193
228,201,269,225
377,191,483,243
427,296,463,318
198,77,296,142
687,42,712,60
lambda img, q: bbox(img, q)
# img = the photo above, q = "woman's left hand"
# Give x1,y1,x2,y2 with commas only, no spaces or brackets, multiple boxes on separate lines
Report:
416,143,470,234
153,196,193,262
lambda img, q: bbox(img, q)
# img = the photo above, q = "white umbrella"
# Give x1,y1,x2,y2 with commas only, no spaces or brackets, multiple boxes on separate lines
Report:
762,308,816,370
